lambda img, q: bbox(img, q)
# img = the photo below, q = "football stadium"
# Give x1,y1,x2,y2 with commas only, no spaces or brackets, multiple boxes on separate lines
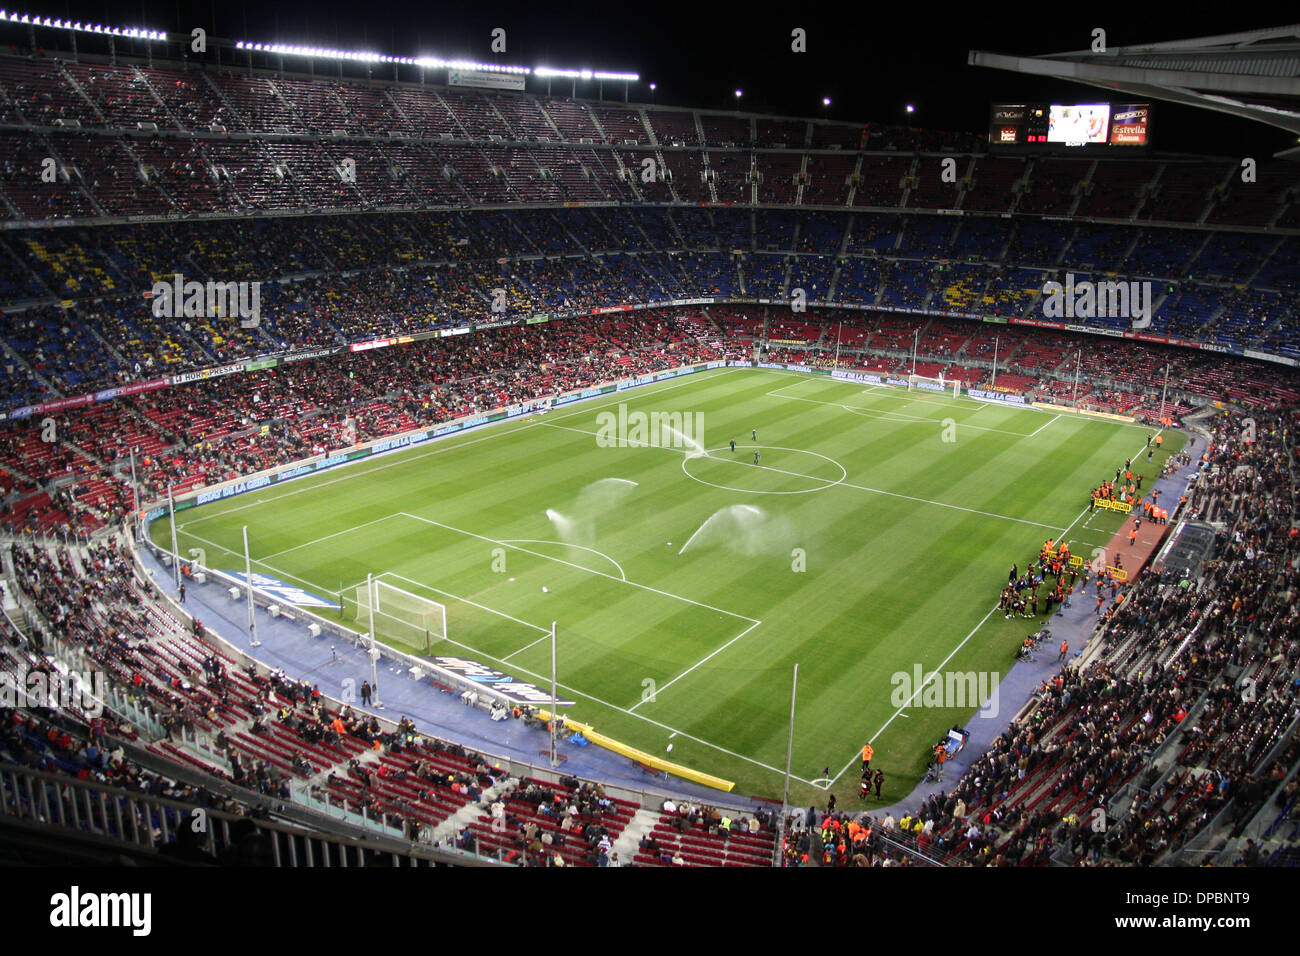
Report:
0,3,1296,897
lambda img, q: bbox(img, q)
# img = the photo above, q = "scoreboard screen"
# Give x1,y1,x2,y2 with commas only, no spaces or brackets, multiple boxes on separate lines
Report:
989,102,1149,149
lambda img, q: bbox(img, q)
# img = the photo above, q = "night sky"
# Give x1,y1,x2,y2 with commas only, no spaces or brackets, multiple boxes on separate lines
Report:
9,1,1296,157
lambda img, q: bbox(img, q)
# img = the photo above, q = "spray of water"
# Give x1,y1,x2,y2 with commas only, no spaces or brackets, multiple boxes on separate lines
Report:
545,508,579,541
547,477,640,546
576,477,639,515
660,423,708,460
678,504,795,557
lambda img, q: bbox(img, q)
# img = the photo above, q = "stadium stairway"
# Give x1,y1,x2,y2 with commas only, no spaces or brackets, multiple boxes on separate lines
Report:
612,807,661,861
431,778,512,846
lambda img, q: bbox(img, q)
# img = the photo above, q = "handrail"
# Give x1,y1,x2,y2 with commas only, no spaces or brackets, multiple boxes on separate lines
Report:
0,761,493,866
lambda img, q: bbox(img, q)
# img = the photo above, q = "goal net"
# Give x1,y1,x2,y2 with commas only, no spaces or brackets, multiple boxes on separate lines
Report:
353,579,447,651
907,374,961,399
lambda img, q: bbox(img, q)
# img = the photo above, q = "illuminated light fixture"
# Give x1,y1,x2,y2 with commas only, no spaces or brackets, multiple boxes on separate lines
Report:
415,56,530,74
734,89,743,98
649,82,656,90
238,42,389,63
905,104,915,113
822,97,831,106
535,66,637,82
228,35,635,79
1,9,164,39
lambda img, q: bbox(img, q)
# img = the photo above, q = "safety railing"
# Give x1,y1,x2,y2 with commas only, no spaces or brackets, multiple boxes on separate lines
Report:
0,762,493,866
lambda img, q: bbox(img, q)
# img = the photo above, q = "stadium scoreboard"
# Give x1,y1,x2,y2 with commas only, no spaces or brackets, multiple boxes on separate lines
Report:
989,102,1149,150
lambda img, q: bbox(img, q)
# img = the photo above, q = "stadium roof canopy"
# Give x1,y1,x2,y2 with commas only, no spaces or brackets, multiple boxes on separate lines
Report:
969,24,1300,157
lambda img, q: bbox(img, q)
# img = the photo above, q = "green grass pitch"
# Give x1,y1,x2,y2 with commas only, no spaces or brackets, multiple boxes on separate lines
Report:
152,367,1186,808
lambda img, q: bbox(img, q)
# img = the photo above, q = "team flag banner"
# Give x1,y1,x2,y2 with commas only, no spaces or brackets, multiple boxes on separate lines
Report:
1093,498,1133,514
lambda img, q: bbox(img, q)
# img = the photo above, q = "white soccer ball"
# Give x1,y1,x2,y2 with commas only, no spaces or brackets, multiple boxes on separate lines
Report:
541,586,549,593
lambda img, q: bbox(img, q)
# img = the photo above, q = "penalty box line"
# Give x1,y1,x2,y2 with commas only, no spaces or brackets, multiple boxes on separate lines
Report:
395,512,758,626
174,527,800,783
759,367,1154,433
768,388,1039,438
764,377,1042,438
393,512,767,709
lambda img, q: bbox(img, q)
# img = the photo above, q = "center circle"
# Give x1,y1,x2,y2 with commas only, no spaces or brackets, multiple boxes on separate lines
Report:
681,445,848,495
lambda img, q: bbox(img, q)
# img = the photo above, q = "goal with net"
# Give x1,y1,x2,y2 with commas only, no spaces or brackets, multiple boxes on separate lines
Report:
907,374,961,399
353,578,447,652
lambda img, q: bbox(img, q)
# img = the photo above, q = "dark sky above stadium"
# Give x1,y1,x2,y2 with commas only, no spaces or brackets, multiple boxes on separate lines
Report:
14,1,1297,156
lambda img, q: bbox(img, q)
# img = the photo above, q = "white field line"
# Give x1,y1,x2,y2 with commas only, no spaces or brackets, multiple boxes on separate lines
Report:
500,630,555,662
175,528,800,781
540,420,1063,532
1028,414,1062,439
827,603,1001,787
499,538,627,581
380,571,552,636
767,376,1043,435
259,514,402,560
826,425,1166,787
767,388,1038,437
183,368,737,527
627,618,764,713
379,567,553,634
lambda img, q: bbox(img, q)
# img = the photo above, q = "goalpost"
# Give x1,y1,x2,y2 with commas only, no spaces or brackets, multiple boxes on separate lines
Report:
353,578,447,653
907,374,961,399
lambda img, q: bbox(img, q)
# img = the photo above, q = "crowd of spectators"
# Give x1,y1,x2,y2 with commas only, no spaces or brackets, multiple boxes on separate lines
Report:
2,299,1298,540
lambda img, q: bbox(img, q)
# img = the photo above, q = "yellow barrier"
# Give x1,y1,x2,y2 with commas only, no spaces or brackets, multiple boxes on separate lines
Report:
1091,498,1133,514
1069,555,1085,568
535,710,735,792
1106,566,1129,581
584,729,736,792
1032,401,1136,423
